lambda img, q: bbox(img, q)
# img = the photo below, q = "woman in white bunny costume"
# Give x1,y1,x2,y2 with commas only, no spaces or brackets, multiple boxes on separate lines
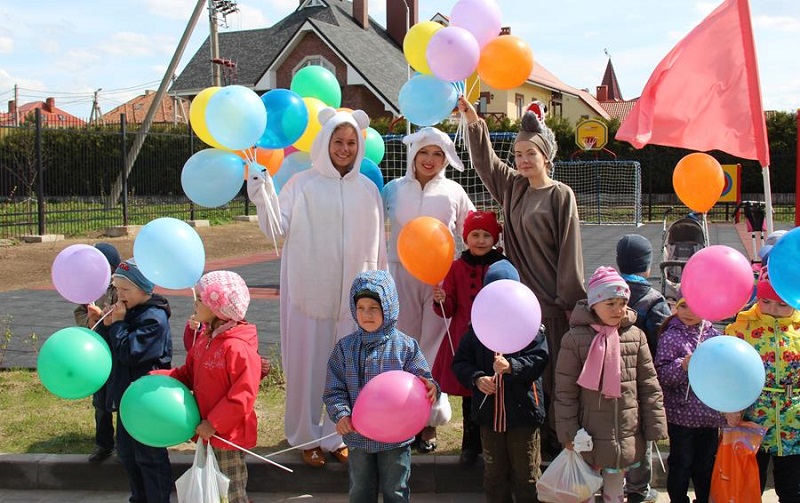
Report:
279,107,387,467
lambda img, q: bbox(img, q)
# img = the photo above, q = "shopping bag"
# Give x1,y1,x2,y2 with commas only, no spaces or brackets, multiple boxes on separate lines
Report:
709,421,766,503
536,448,603,503
175,439,231,503
428,392,452,427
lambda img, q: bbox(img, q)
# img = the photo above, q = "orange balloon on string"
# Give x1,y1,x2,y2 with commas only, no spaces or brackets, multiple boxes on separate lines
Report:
397,216,455,285
672,153,724,213
477,35,534,90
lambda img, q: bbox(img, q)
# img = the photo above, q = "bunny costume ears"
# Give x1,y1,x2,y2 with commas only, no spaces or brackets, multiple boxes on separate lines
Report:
403,127,464,172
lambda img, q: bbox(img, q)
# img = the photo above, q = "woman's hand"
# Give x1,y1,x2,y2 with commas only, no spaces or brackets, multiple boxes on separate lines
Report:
458,95,479,124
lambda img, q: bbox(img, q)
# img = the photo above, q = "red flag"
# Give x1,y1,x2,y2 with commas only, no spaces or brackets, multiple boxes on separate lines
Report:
616,0,770,167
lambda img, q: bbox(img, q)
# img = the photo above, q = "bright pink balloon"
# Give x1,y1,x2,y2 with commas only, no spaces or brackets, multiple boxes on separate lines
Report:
426,26,480,82
51,245,112,304
352,370,432,443
681,245,754,321
471,279,542,354
450,0,503,48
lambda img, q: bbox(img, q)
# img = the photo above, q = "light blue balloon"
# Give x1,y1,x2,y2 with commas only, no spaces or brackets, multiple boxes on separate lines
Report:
765,227,800,309
273,151,312,193
360,158,384,191
205,85,267,150
398,74,458,126
256,89,309,149
133,217,206,290
687,336,765,413
181,148,245,207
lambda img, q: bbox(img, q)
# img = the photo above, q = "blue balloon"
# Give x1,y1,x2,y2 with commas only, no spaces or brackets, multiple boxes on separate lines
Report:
181,148,245,207
360,158,384,191
256,89,309,149
133,218,206,290
273,151,312,193
205,85,267,150
688,336,765,413
764,227,800,309
398,74,458,126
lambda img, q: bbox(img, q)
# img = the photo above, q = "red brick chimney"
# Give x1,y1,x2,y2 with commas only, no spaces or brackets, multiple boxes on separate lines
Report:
596,85,609,102
8,100,16,116
45,97,56,113
353,0,367,29
387,0,418,47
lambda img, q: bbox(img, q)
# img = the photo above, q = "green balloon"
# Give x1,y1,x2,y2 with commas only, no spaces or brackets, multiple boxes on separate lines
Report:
364,127,386,164
37,327,112,400
290,65,342,108
119,374,201,448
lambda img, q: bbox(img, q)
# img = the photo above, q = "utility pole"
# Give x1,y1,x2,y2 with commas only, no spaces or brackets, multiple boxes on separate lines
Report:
208,0,239,87
13,84,19,126
89,88,104,125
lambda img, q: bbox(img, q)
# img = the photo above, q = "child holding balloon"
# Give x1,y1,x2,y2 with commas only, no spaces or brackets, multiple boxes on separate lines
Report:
654,297,725,503
451,260,550,502
554,266,666,503
723,268,800,501
323,269,438,503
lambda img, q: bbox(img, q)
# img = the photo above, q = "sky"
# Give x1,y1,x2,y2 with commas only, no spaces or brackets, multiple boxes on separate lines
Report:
0,0,798,119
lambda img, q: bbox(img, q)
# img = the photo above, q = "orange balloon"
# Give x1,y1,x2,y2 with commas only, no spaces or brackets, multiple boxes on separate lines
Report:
672,153,724,213
236,147,284,176
477,35,534,90
397,216,455,285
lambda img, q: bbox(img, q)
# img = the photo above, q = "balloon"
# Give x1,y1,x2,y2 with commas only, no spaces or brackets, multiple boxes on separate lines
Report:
51,244,113,304
765,227,800,309
290,65,342,108
364,127,386,164
673,153,724,213
273,151,312,193
403,21,444,75
236,147,284,176
205,85,267,150
351,370,432,443
471,279,542,354
477,35,534,90
292,97,326,152
681,245,753,321
450,0,503,48
133,217,205,290
119,374,201,447
397,216,455,285
37,327,112,399
360,158,384,191
398,74,458,127
189,86,226,150
688,336,765,413
256,88,309,149
181,148,246,207
426,26,480,82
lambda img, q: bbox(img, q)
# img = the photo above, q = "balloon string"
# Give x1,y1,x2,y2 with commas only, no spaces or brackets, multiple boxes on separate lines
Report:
261,432,338,458
90,309,114,331
652,440,666,472
262,172,281,257
212,435,293,473
438,298,455,356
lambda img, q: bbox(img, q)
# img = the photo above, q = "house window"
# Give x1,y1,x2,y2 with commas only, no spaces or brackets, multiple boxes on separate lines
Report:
515,94,525,119
550,91,563,118
293,56,335,77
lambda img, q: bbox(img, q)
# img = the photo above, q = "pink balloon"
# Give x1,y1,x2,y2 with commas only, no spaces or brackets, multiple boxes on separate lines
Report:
426,26,480,82
450,0,503,48
681,245,754,321
51,245,112,304
352,370,432,443
471,279,542,354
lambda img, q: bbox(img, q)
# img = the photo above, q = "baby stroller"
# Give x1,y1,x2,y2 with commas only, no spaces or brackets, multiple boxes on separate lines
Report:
659,207,707,304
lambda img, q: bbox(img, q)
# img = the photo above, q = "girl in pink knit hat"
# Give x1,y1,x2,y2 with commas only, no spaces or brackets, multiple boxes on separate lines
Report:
554,266,667,503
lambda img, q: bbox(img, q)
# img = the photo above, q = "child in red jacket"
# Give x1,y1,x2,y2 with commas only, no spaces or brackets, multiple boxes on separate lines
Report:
157,270,260,503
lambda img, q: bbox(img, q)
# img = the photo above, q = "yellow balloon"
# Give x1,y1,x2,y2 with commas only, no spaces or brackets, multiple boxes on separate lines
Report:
293,97,326,152
189,87,226,150
403,21,444,75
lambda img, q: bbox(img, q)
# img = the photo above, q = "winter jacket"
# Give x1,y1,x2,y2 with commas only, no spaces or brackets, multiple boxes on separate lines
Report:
323,270,440,453
555,300,667,469
431,248,506,395
451,324,549,429
655,317,725,428
725,303,800,456
623,274,672,354
161,321,261,450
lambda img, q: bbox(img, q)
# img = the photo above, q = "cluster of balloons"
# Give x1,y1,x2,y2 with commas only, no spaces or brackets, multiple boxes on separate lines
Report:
673,152,724,213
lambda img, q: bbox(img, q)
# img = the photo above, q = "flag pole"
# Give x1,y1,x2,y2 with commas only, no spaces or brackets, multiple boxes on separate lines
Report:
763,166,774,235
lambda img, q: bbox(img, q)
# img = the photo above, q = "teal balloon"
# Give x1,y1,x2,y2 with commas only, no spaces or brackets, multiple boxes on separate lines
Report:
290,65,342,108
181,148,245,207
37,327,112,400
398,74,458,126
364,127,386,164
360,158,384,191
256,89,309,149
765,227,800,309
274,151,312,193
119,375,201,448
134,217,205,290
205,85,267,150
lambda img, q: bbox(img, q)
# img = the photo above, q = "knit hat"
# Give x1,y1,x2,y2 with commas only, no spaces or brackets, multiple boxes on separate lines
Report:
484,259,520,285
756,267,784,303
94,242,121,271
113,259,154,294
462,210,501,244
587,266,630,307
758,230,787,264
616,234,653,275
403,127,464,174
514,108,557,164
196,270,251,321
354,289,382,307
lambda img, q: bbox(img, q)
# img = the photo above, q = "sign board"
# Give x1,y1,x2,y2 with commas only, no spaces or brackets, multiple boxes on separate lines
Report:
575,119,608,151
719,163,741,203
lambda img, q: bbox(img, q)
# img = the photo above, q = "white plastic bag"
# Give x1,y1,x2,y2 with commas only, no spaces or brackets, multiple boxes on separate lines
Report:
175,440,231,503
427,392,452,427
536,435,603,503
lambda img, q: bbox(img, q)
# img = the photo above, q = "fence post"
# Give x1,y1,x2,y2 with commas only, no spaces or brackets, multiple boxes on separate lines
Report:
120,114,128,226
35,108,45,236
188,120,195,221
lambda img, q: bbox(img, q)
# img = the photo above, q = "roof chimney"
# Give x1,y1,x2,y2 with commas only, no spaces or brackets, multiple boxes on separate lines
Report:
8,100,16,116
596,85,608,102
353,0,367,29
500,27,511,35
387,0,418,47
45,97,55,113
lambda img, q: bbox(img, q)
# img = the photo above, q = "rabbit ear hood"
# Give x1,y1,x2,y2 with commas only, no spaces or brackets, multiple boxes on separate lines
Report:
403,127,464,177
310,107,370,179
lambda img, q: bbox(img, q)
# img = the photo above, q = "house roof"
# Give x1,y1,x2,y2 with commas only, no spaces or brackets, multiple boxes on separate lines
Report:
600,58,623,101
600,98,639,122
102,91,191,124
529,63,610,119
3,100,85,127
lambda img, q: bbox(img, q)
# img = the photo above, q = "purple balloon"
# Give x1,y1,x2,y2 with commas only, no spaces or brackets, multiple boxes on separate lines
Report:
426,26,480,82
51,245,112,304
471,279,542,354
450,0,503,48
